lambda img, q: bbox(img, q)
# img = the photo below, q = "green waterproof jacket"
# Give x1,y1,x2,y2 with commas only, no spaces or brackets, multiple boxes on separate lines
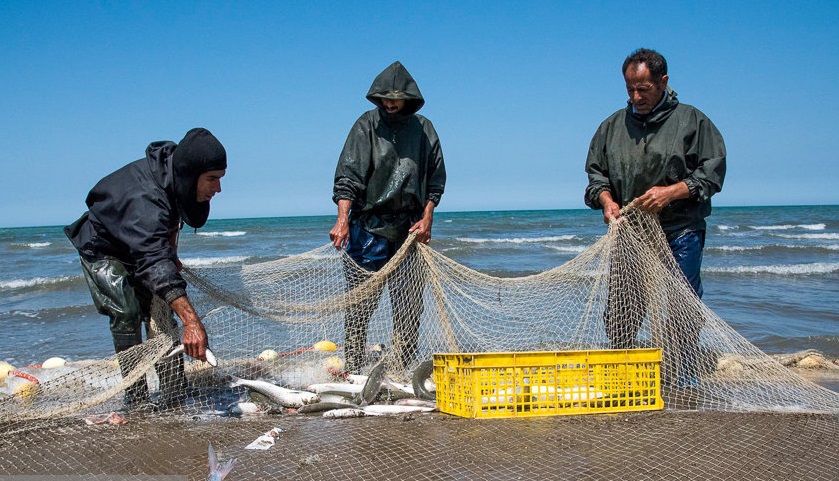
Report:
333,61,446,241
584,88,726,238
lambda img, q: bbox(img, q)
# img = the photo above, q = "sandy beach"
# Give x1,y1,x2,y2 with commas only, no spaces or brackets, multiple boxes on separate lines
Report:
1,368,837,481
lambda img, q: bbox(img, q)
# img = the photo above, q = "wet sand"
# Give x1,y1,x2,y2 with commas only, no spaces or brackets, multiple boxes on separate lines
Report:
2,403,838,480
1,367,837,481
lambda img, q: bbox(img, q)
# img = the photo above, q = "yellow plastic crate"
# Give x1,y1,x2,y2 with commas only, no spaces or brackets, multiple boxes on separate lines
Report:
433,349,663,418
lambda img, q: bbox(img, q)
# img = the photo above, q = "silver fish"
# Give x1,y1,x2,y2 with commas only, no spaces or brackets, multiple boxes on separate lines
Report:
306,382,364,395
207,442,236,481
298,401,359,414
394,398,437,408
167,344,218,367
229,376,319,408
322,407,373,418
362,404,436,415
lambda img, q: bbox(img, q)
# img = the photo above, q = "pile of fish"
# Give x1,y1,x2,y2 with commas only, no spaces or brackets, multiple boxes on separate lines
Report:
225,360,438,419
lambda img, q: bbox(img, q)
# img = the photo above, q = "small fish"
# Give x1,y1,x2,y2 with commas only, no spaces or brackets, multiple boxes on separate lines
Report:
306,382,364,395
358,361,387,406
229,376,319,408
362,404,436,415
322,407,373,418
394,398,437,408
167,344,218,367
207,442,236,481
227,401,282,416
298,401,359,414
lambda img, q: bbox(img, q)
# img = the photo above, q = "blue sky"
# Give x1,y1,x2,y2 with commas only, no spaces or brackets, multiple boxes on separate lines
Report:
1,1,837,228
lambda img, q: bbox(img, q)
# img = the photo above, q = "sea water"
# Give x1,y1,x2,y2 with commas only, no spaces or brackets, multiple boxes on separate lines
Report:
1,205,837,366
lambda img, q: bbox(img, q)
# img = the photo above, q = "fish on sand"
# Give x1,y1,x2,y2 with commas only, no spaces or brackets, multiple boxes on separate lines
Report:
228,376,319,408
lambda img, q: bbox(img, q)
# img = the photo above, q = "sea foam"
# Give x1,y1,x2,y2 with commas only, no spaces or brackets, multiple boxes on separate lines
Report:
456,235,577,244
196,231,247,237
705,262,839,275
182,256,250,267
0,276,78,290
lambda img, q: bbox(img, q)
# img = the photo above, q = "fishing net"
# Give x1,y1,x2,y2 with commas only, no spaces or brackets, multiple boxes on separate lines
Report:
1,205,837,480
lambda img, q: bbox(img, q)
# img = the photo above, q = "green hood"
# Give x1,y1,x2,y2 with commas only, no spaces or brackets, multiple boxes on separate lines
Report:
365,61,425,115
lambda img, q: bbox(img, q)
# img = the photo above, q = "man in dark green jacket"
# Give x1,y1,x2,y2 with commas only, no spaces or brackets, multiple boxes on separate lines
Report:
584,48,726,385
330,61,446,374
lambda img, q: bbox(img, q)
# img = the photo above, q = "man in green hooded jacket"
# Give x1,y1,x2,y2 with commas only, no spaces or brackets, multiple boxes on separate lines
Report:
330,61,446,374
584,48,726,386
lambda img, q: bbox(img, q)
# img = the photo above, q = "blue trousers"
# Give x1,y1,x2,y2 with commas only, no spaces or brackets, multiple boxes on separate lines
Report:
342,223,424,373
668,229,705,299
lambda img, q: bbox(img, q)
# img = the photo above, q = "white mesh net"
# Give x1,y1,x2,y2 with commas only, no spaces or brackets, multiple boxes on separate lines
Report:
1,205,837,480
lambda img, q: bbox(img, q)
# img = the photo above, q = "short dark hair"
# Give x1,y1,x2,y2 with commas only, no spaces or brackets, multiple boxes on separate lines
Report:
622,48,667,80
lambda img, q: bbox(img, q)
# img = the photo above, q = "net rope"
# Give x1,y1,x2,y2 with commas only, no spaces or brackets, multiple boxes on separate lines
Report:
1,204,837,480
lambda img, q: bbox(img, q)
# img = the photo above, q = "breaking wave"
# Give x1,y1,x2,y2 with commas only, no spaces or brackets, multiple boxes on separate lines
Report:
705,262,839,275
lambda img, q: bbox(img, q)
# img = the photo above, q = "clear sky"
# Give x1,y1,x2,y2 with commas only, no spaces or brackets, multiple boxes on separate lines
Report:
1,1,837,228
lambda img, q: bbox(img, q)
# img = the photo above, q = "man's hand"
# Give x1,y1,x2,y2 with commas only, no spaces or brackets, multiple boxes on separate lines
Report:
635,182,690,214
598,190,621,224
409,201,436,244
330,199,352,249
170,295,208,362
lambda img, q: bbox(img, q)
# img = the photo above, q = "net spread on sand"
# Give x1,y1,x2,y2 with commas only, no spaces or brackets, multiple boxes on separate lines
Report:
1,205,837,480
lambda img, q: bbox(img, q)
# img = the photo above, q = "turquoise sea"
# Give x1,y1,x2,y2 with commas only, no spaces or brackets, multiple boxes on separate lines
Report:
1,205,837,366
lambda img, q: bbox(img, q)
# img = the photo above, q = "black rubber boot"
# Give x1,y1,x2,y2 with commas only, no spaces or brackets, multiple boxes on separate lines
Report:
154,336,189,410
155,345,189,409
115,343,150,410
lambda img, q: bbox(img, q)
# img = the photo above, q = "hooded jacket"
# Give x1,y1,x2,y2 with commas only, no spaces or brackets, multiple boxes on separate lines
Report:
65,128,226,303
584,88,726,238
333,61,446,242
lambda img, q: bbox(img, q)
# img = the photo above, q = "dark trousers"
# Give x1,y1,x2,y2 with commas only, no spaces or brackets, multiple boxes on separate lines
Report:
342,223,424,374
79,256,186,405
604,229,706,385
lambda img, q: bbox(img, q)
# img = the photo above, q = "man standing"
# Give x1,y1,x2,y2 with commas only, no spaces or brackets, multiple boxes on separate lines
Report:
65,127,227,408
584,49,726,384
330,61,446,374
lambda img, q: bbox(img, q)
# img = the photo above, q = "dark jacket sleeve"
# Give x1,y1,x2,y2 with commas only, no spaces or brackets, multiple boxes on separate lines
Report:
82,170,187,304
584,120,612,210
423,118,446,206
122,194,186,304
682,111,726,202
333,114,373,206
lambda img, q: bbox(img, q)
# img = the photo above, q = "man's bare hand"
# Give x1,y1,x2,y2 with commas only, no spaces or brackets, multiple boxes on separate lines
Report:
409,216,433,243
635,182,690,214
329,218,349,249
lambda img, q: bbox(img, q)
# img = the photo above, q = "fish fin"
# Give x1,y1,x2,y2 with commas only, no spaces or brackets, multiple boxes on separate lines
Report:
208,442,219,472
219,458,237,479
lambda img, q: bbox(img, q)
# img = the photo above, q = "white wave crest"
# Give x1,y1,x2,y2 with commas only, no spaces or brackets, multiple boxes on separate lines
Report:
773,233,839,240
456,235,577,244
750,224,826,231
0,276,77,290
182,256,250,267
709,244,839,252
196,231,247,237
706,262,839,275
11,242,52,248
547,245,588,254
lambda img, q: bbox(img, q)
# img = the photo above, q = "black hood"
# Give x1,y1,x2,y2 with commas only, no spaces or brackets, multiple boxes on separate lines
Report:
172,128,227,228
366,61,425,117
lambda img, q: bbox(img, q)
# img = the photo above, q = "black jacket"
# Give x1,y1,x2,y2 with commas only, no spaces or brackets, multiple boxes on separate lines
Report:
65,141,188,303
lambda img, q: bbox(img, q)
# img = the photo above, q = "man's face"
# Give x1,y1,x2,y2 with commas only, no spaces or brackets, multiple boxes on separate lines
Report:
196,169,225,202
381,98,405,114
624,63,668,115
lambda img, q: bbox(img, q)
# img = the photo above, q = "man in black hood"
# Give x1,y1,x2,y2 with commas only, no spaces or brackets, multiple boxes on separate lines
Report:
65,127,227,408
330,61,446,373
